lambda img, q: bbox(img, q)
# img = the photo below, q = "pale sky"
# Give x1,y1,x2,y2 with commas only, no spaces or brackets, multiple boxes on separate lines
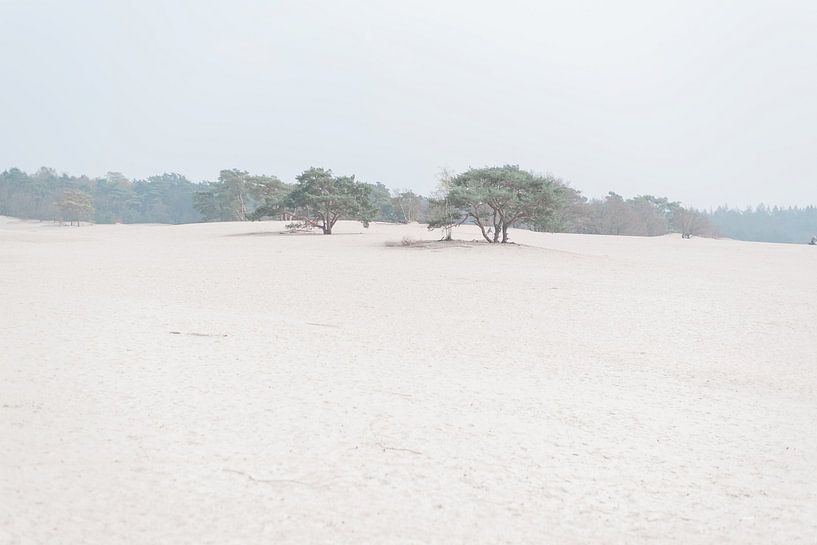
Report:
1,0,815,208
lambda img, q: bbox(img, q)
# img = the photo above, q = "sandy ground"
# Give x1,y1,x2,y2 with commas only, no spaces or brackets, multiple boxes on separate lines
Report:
1,216,816,545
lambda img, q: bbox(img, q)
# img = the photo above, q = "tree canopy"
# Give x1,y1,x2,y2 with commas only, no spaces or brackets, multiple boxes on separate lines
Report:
284,168,374,234
57,189,94,226
705,205,817,243
430,165,563,243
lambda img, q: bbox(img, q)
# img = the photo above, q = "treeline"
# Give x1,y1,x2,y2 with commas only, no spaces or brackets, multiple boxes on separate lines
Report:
0,167,428,228
705,205,817,244
0,167,200,224
1,165,813,243
426,167,713,242
191,168,428,229
538,190,715,238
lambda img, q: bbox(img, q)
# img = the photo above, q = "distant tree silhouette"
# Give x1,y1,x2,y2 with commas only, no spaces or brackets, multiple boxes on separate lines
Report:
1,167,200,224
57,189,94,226
705,205,817,243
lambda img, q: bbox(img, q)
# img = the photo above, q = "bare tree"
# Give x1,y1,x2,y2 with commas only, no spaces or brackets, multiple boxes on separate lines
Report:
675,208,715,238
393,190,421,223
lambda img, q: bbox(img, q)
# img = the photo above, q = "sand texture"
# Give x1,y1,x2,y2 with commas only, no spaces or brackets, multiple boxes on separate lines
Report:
1,217,816,544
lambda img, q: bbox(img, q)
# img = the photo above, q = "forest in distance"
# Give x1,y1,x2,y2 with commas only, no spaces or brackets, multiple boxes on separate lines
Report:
1,166,815,244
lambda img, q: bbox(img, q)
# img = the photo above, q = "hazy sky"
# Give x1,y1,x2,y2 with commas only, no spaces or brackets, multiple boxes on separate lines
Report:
2,0,815,208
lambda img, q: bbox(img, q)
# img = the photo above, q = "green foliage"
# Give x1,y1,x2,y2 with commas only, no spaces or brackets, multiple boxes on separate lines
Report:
528,185,588,233
366,182,399,223
132,173,200,224
706,205,817,243
247,175,292,220
432,165,563,243
426,197,462,240
57,189,94,225
92,173,135,223
192,187,227,222
193,169,267,222
286,168,374,234
0,168,200,224
429,167,719,241
3,164,809,243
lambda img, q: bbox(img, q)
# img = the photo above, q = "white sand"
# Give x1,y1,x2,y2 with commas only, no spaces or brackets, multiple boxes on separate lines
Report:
1,216,816,544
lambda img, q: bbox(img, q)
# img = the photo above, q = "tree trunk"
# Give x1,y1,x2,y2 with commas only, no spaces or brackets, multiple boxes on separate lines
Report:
501,224,509,243
237,191,247,221
492,212,501,243
472,214,493,243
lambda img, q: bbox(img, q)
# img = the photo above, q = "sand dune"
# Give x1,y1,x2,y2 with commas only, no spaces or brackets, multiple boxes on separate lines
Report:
1,217,816,544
